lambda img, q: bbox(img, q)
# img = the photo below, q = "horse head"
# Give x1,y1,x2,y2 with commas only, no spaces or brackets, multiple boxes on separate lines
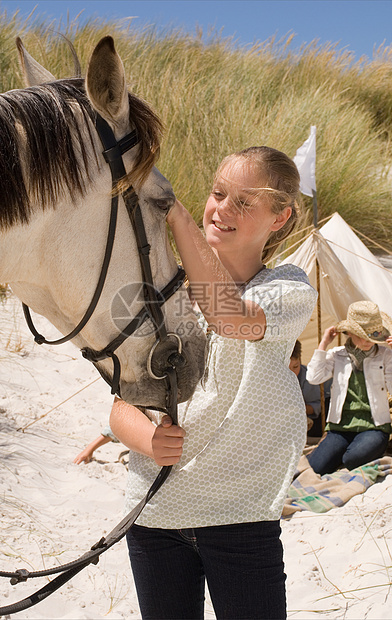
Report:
0,36,206,409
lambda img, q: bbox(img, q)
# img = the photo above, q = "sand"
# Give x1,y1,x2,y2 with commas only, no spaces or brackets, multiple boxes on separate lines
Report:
0,294,391,619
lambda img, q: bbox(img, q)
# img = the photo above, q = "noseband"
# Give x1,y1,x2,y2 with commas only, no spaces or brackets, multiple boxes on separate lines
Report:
0,114,188,615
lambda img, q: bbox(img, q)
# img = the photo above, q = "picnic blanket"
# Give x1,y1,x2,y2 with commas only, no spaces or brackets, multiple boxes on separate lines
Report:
282,455,392,517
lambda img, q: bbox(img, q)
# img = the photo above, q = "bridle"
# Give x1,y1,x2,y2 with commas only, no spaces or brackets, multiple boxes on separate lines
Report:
0,113,187,615
22,113,186,409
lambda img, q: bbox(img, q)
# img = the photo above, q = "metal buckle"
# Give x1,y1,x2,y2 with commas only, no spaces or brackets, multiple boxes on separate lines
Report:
147,333,183,380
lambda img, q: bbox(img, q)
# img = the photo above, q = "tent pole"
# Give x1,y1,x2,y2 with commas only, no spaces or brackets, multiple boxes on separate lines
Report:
312,189,318,228
313,188,326,433
316,257,326,432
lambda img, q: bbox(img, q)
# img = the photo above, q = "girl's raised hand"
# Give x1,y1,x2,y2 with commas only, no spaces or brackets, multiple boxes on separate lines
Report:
165,198,183,227
319,325,337,350
151,415,186,466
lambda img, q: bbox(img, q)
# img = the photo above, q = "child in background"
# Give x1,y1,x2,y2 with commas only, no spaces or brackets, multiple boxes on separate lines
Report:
74,425,119,464
306,301,392,475
289,340,322,432
110,146,317,619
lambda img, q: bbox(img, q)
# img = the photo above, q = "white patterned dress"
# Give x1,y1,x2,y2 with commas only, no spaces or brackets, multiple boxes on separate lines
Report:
125,264,317,528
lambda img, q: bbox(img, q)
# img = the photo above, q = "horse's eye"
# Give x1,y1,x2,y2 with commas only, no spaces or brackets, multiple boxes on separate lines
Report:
154,197,175,212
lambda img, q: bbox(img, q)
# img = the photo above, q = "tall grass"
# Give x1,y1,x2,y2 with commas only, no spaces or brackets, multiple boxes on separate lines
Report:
1,9,392,248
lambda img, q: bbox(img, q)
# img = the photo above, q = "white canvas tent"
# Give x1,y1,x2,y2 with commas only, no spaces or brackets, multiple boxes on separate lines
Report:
281,212,392,363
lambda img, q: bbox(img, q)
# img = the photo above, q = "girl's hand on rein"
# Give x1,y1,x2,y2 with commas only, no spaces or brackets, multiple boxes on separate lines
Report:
151,415,186,466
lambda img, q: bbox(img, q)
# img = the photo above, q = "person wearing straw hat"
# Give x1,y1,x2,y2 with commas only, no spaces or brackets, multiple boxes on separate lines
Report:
306,301,392,476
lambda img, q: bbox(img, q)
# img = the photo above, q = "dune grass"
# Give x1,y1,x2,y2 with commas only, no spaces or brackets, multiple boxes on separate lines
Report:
1,9,392,249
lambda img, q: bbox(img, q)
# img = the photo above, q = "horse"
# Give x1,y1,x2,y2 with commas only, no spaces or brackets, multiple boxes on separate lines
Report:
0,36,206,410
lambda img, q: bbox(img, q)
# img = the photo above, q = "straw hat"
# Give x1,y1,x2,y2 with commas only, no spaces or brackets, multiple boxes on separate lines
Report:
336,301,392,344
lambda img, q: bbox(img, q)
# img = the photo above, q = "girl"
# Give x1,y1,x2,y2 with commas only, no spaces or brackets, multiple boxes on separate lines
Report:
306,301,392,476
110,146,317,619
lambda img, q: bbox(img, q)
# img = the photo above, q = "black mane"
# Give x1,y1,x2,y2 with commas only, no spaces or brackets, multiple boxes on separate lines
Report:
0,79,98,229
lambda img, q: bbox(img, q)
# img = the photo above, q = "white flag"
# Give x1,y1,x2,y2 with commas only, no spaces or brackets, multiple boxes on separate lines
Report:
293,126,317,197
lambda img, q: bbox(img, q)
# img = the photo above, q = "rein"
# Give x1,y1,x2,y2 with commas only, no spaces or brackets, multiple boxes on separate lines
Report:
0,114,186,615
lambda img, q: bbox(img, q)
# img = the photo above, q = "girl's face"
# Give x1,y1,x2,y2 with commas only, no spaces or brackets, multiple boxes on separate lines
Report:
203,160,291,262
348,332,374,351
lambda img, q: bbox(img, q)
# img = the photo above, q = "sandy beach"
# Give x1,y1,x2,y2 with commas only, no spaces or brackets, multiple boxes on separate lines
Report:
1,293,391,619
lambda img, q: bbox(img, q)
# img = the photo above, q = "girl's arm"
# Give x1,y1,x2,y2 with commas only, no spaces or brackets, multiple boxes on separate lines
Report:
318,326,338,351
167,201,267,340
306,349,335,385
382,348,392,394
74,435,112,464
306,326,337,384
109,398,185,466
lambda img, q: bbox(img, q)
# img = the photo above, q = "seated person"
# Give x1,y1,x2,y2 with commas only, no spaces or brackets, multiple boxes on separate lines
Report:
306,301,392,475
289,340,329,437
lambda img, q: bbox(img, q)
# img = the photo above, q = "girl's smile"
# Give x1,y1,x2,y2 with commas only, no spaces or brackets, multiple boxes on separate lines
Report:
212,220,236,232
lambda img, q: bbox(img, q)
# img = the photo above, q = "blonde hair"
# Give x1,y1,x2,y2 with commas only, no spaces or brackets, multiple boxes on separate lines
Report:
215,146,302,263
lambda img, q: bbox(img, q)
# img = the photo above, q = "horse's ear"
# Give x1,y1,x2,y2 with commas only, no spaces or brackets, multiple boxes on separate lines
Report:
86,36,129,127
16,37,56,86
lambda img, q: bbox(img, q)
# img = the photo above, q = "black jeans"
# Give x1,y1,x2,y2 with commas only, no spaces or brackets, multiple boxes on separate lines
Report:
126,520,286,619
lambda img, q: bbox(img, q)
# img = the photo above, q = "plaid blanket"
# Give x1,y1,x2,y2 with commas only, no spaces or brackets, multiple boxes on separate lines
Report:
282,455,392,517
